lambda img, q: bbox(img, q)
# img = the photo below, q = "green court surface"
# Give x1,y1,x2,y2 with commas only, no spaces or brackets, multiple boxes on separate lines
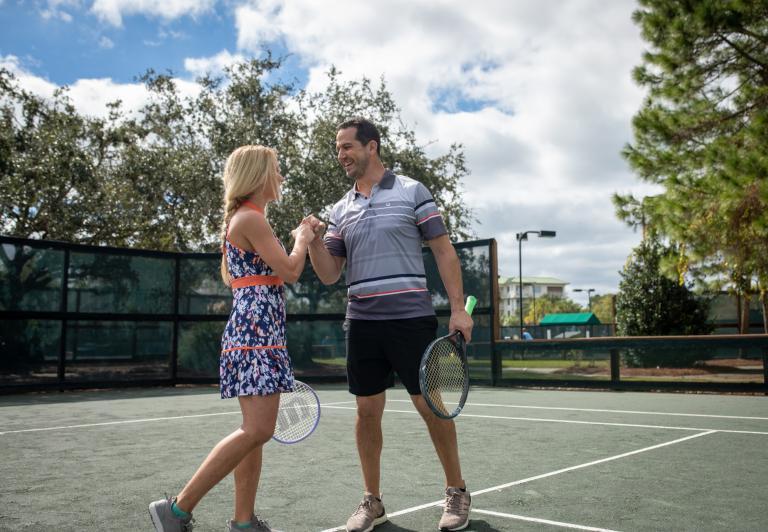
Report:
1,385,766,531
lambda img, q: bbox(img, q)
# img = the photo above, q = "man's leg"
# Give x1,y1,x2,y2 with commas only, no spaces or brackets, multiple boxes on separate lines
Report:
410,394,464,488
355,392,386,494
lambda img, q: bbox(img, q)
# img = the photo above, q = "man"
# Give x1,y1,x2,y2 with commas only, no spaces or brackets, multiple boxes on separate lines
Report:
305,118,474,532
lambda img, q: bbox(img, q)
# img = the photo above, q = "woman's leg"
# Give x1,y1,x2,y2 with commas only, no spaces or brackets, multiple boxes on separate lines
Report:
175,393,280,513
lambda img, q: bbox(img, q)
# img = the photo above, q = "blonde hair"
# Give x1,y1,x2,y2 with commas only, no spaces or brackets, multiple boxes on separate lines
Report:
220,145,282,285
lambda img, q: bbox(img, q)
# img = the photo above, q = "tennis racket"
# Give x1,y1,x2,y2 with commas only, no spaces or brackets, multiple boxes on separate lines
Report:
419,295,477,419
272,380,321,444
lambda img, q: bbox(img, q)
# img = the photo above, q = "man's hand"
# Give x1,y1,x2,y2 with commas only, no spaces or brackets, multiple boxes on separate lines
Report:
302,214,327,241
449,309,473,343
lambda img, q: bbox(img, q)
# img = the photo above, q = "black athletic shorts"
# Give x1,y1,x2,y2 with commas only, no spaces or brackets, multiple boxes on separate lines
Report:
344,316,438,396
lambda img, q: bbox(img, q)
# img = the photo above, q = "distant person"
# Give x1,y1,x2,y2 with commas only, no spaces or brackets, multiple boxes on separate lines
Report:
148,145,315,532
522,328,533,341
304,117,474,532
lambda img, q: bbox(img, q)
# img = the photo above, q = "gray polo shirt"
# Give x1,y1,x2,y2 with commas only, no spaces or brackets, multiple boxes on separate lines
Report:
324,170,448,320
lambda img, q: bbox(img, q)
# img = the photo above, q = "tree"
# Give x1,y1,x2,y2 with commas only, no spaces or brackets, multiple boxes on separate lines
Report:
1,59,474,251
524,294,583,324
616,0,768,332
590,293,616,325
616,239,712,367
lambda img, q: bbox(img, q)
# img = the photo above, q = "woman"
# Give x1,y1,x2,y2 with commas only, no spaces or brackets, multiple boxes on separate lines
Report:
149,145,317,532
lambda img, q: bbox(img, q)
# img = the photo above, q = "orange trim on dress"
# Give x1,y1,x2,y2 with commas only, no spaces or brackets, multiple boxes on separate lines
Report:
221,345,286,354
230,274,284,288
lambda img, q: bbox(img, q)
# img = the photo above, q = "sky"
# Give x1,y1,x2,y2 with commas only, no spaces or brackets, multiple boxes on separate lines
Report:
0,0,661,308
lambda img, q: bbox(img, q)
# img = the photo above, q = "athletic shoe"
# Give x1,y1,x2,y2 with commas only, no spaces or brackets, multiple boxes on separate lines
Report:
226,514,273,531
345,493,387,532
148,496,194,532
438,487,471,531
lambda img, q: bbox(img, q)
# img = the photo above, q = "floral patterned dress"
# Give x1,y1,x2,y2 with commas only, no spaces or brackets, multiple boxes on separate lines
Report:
220,206,294,398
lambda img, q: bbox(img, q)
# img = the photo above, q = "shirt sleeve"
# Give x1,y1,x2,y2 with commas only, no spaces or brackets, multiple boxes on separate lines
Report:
414,182,448,240
323,208,347,257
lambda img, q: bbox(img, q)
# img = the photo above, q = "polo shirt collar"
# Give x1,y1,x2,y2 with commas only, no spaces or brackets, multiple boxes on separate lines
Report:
350,169,396,199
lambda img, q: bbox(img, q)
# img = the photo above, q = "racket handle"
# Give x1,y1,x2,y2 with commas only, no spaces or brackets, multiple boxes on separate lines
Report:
465,295,477,315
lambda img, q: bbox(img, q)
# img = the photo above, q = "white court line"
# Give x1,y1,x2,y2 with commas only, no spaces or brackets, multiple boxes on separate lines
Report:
322,405,768,435
318,431,714,532
0,400,354,435
471,508,622,532
388,399,768,421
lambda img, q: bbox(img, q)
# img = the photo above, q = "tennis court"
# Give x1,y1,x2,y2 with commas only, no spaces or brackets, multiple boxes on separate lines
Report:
1,385,766,531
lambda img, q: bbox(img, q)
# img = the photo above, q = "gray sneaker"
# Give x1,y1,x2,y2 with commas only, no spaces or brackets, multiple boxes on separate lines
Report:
149,497,194,532
345,493,387,532
226,514,273,531
438,487,471,531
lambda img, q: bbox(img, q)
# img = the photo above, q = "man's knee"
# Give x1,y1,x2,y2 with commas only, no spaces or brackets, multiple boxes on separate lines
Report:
356,394,385,420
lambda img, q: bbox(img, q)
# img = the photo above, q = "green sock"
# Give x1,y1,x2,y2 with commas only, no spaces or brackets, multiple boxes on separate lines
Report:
234,521,253,529
171,501,191,519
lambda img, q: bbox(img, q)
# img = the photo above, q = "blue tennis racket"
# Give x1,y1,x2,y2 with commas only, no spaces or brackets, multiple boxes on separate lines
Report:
272,380,321,444
419,295,476,419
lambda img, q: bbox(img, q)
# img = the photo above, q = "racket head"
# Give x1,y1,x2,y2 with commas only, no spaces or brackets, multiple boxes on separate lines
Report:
271,380,321,444
418,331,469,420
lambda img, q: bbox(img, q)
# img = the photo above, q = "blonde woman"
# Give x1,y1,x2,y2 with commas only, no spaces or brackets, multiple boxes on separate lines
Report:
149,146,317,532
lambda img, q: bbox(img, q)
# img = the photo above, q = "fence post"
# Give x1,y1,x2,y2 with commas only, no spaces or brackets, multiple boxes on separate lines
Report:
610,349,620,385
58,248,71,391
763,347,768,395
171,255,180,384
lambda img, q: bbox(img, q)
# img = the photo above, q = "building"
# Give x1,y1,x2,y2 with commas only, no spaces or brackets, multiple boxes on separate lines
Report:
499,276,568,318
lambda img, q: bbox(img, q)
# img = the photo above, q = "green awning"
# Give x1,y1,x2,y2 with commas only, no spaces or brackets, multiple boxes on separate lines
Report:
539,312,601,325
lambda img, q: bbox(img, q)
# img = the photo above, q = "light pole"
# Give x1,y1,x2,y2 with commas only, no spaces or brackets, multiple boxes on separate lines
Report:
573,288,596,312
516,230,556,338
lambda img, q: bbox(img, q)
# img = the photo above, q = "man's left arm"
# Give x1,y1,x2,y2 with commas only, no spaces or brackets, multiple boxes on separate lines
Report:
427,234,474,342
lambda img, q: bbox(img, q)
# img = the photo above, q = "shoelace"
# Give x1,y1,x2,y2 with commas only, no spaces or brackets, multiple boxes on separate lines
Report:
353,498,375,516
253,515,271,530
444,491,468,514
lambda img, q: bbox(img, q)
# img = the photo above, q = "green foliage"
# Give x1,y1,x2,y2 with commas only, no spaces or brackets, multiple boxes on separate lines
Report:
616,239,713,367
1,59,474,253
617,0,768,331
524,294,583,324
589,294,616,325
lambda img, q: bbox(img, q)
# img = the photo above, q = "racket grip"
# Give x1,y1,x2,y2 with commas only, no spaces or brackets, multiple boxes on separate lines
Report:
464,295,477,315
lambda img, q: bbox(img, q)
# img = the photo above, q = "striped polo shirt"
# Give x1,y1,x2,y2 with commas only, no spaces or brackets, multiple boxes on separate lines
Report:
324,170,448,320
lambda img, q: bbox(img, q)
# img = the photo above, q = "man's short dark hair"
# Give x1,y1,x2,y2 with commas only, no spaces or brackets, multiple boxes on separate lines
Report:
338,117,381,155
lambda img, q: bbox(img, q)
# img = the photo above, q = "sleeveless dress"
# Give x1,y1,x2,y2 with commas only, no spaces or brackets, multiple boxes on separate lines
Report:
219,202,295,398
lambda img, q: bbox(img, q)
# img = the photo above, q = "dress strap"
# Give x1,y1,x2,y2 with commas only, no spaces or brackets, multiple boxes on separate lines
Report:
225,200,265,239
242,200,265,214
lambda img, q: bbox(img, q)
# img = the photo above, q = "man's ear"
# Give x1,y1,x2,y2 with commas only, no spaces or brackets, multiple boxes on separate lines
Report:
367,140,378,155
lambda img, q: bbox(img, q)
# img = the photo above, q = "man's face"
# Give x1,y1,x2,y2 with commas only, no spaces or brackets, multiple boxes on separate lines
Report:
336,127,372,179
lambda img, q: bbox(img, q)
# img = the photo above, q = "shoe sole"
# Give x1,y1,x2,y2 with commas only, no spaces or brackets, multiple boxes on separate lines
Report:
148,504,165,532
439,516,470,531
346,513,388,532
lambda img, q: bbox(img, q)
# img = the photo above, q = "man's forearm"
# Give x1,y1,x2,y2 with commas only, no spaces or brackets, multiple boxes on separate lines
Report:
435,246,465,310
308,239,342,285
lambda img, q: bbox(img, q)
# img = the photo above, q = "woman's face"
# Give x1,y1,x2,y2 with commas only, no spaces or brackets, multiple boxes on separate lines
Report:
264,159,284,202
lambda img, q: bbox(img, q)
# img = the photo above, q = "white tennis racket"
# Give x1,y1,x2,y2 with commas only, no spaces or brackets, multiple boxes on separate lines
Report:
272,380,321,444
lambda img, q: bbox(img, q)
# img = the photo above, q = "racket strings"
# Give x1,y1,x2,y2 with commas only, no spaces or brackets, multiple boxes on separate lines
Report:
423,339,467,417
272,381,320,444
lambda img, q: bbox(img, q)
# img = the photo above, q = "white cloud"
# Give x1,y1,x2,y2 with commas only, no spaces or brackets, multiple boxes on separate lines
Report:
1,55,199,120
235,3,282,51
184,49,246,78
40,0,81,21
230,0,651,292
98,36,115,49
90,0,216,27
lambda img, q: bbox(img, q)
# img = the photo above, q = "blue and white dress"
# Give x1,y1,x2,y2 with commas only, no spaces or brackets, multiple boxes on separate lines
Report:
219,203,294,398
